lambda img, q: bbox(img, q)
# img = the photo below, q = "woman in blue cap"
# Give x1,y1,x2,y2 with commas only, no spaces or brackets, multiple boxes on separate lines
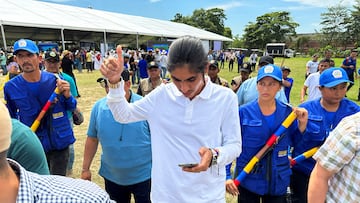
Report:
226,64,308,203
291,67,360,203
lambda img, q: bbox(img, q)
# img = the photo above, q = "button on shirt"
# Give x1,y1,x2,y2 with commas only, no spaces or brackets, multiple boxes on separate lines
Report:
107,76,242,203
10,159,114,203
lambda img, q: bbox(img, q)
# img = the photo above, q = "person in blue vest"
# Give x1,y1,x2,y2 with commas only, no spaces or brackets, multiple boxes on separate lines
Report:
3,39,76,176
281,66,293,103
44,50,79,176
341,49,357,93
226,64,308,203
237,50,246,73
290,67,360,203
82,70,151,203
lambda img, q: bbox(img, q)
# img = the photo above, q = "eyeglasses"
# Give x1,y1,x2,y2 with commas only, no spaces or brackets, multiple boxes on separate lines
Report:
97,78,108,88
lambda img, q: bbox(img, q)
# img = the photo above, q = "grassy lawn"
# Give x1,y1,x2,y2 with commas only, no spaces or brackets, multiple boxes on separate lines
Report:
1,56,359,202
219,57,360,106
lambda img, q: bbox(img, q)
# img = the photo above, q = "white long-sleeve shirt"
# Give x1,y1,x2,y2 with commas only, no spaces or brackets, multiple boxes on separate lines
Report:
107,77,241,203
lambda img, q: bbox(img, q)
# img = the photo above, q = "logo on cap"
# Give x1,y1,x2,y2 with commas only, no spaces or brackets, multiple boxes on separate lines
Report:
264,65,274,73
50,51,56,57
332,69,343,79
18,39,27,48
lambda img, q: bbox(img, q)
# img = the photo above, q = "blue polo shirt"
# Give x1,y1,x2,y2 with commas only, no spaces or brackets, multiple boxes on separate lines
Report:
342,57,356,75
87,92,151,185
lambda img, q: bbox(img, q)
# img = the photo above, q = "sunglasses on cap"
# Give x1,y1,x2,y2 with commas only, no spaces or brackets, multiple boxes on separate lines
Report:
97,78,108,88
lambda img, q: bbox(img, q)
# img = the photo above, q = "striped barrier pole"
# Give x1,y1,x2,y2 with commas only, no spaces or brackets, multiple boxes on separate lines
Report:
290,147,319,167
30,87,60,132
234,111,297,186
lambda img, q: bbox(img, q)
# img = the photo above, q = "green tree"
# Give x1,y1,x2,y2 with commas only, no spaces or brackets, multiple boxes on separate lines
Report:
172,13,190,24
347,0,360,47
296,36,310,54
171,8,229,37
231,34,244,48
320,4,350,47
223,27,233,48
242,11,299,49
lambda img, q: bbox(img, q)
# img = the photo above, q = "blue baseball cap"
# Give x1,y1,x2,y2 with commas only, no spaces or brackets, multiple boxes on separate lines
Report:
319,67,352,87
13,39,39,55
257,64,282,82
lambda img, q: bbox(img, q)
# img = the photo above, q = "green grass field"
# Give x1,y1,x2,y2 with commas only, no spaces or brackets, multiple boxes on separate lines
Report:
219,57,360,106
1,56,359,202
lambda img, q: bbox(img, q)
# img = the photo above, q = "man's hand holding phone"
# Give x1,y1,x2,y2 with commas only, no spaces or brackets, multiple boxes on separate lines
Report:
180,147,213,173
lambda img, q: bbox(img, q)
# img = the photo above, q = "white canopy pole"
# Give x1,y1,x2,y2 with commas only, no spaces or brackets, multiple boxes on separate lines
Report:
136,33,139,50
103,30,108,54
61,28,65,51
1,24,7,51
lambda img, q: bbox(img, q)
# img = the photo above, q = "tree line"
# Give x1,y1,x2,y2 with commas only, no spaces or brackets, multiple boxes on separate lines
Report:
171,1,360,54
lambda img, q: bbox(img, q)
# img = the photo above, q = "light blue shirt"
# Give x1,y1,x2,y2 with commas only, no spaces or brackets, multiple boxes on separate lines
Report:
0,54,6,65
87,92,151,185
236,76,288,106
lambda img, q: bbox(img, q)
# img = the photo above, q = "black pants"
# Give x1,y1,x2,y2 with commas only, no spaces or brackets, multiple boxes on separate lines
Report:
46,146,69,176
105,178,151,203
347,72,354,91
238,186,287,203
229,59,234,71
238,62,243,73
290,170,310,203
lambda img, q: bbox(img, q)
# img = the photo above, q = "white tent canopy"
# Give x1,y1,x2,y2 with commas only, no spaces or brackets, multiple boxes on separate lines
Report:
0,0,232,50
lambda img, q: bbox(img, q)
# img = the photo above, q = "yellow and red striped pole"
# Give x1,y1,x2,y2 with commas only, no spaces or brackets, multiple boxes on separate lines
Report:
290,147,319,167
30,87,60,132
234,111,297,186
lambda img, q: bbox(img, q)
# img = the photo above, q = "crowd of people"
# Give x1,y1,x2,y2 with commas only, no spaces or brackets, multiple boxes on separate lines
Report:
1,36,360,203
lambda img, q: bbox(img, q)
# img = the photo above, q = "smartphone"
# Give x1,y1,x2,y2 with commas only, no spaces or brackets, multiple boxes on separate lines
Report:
178,163,198,168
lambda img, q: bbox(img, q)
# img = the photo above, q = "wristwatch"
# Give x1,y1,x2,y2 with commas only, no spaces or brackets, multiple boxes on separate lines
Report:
107,78,122,89
108,82,120,89
209,148,219,167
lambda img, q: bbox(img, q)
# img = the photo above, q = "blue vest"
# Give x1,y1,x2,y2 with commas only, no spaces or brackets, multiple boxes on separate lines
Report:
4,71,76,152
292,98,360,175
237,100,297,195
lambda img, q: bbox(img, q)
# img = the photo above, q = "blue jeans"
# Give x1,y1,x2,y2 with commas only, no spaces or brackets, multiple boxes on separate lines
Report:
161,66,167,78
67,144,74,171
132,69,140,84
104,178,151,203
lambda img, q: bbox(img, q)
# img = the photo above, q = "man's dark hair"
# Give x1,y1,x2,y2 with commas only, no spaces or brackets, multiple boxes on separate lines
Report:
319,58,331,64
121,70,130,81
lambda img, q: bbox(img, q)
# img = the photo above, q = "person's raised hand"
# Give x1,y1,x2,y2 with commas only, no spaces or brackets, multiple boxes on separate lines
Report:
100,45,124,84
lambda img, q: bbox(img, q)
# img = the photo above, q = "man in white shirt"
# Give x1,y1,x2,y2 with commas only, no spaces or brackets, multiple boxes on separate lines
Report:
300,59,330,103
100,36,242,203
249,52,258,71
305,54,319,79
